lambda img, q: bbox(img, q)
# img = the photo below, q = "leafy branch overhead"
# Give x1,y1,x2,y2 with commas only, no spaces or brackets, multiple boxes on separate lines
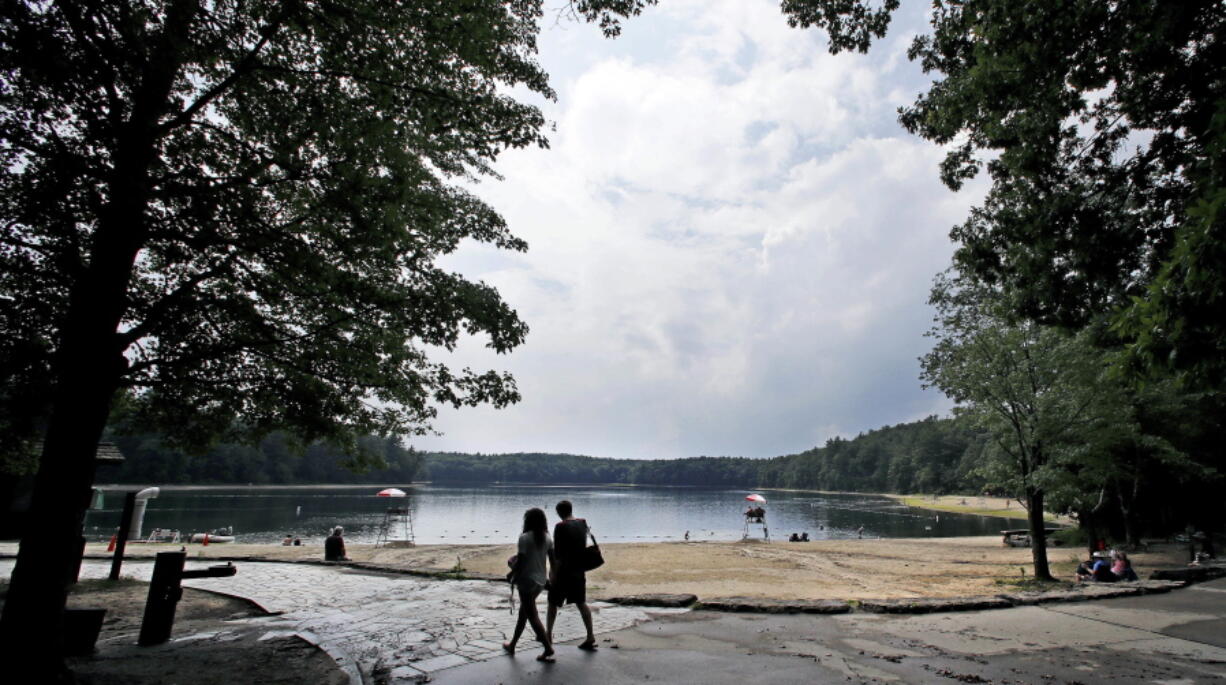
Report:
0,1,646,456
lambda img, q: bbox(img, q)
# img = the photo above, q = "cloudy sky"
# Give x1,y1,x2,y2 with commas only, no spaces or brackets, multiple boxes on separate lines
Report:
413,0,988,460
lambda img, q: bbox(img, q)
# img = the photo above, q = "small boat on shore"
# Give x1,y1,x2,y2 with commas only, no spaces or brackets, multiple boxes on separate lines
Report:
189,527,236,544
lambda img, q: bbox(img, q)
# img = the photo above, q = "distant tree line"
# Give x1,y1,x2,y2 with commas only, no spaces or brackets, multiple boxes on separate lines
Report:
99,416,979,490
420,416,987,494
103,432,422,486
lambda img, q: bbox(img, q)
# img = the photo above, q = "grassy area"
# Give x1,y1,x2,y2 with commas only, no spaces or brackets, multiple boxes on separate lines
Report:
992,577,1073,591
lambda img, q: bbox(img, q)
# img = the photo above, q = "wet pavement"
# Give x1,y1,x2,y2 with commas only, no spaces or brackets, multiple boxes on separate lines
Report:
0,558,685,684
436,577,1226,684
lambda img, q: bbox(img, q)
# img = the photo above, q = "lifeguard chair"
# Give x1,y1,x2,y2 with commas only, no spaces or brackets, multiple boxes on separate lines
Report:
376,506,414,547
742,493,770,542
374,487,415,547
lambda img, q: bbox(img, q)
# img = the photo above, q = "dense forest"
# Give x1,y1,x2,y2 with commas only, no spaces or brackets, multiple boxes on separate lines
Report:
104,432,423,486
101,416,985,494
420,416,986,494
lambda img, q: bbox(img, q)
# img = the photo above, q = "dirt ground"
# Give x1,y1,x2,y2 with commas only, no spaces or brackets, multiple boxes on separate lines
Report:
0,578,346,685
70,535,1189,602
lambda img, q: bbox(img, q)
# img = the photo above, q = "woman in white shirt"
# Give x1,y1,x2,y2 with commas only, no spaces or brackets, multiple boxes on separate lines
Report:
503,507,555,661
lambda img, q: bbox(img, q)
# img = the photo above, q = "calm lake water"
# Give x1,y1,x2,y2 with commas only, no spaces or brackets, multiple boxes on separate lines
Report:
85,484,1019,546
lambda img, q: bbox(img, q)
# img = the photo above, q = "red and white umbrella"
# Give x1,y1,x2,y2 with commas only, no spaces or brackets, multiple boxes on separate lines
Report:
376,488,407,497
745,494,766,503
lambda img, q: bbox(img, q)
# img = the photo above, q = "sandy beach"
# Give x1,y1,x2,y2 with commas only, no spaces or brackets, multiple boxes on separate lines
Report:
57,534,1186,602
884,492,1072,523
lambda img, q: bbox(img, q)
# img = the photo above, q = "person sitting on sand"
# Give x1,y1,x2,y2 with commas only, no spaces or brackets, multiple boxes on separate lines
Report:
1076,555,1115,582
800,532,810,542
1112,551,1138,581
789,533,799,542
324,526,349,561
282,533,293,546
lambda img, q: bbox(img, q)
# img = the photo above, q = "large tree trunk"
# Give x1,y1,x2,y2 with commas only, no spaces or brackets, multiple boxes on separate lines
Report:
1080,508,1099,557
0,208,146,676
0,5,196,675
0,337,125,678
0,166,147,674
1026,488,1053,580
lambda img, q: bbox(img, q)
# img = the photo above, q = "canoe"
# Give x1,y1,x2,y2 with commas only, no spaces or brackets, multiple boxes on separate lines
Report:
189,533,236,543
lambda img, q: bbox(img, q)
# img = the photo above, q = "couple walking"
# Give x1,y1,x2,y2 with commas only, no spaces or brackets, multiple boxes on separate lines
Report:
504,500,597,662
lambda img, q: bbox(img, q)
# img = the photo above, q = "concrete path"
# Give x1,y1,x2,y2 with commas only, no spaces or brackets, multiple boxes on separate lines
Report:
0,559,684,684
435,578,1226,683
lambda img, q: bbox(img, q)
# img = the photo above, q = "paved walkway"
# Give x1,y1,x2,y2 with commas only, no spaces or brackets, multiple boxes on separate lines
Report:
436,577,1226,683
0,559,684,684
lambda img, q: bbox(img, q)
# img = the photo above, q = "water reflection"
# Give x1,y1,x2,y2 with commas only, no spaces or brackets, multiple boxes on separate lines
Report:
84,485,1020,546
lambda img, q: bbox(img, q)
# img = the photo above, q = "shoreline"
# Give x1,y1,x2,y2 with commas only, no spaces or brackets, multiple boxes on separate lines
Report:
14,534,1184,603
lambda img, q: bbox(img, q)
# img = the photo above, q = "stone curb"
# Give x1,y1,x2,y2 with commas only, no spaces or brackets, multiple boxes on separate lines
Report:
1150,564,1226,583
605,594,698,608
695,597,852,614
858,596,1012,614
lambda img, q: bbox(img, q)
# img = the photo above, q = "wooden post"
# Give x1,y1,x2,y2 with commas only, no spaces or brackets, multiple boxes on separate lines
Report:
139,551,185,646
109,491,136,581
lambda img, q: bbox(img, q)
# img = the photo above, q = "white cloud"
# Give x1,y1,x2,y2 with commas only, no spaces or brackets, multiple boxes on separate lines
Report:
414,0,982,458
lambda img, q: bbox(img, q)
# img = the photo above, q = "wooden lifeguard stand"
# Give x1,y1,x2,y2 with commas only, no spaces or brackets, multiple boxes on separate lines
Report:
742,493,770,542
375,506,415,547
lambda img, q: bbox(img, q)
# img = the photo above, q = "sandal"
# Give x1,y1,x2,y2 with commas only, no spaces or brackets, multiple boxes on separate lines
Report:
502,642,515,655
536,651,556,663
577,640,598,651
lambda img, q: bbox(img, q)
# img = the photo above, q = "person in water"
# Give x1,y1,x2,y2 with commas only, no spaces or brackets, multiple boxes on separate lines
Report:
547,500,597,651
503,507,555,662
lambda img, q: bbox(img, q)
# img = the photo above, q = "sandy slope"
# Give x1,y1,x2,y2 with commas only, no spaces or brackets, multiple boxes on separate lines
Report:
53,535,1187,601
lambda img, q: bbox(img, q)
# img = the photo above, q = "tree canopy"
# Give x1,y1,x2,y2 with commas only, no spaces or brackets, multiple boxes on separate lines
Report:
0,0,560,462
782,0,1226,381
785,0,1226,558
0,0,652,671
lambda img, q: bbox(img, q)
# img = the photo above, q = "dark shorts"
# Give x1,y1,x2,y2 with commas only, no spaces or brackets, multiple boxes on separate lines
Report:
548,572,586,606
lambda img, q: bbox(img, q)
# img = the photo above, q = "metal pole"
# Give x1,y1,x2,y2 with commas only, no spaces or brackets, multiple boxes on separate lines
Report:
109,491,136,581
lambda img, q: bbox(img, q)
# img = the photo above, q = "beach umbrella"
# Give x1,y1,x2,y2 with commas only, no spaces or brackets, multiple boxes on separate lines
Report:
377,488,407,497
745,494,766,503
